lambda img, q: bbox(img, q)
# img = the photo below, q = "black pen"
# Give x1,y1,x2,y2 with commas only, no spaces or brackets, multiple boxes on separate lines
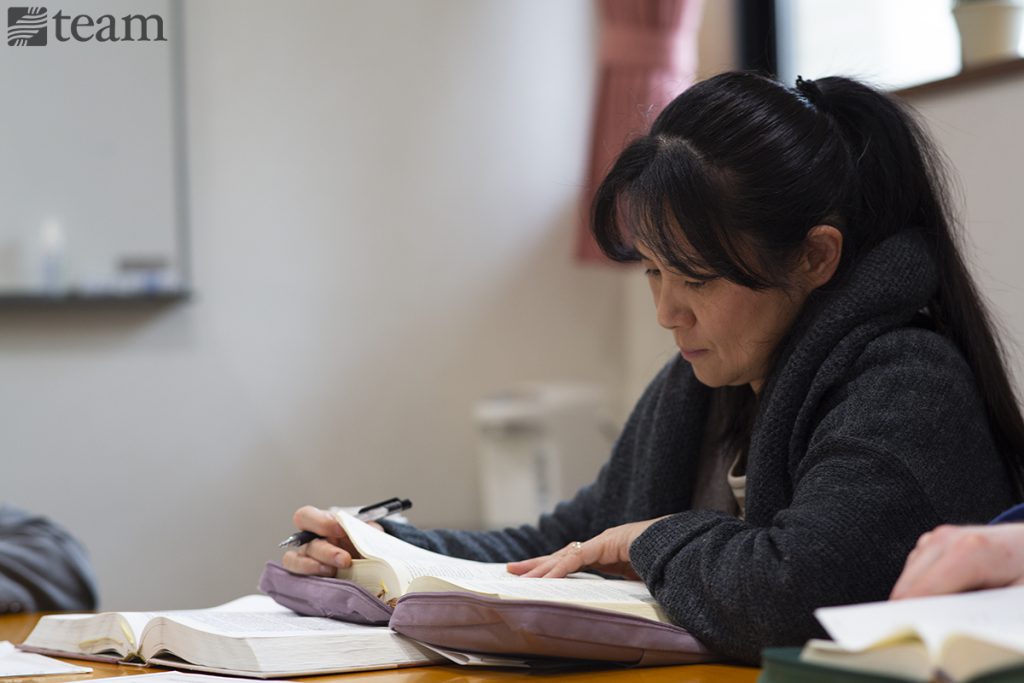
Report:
277,498,412,548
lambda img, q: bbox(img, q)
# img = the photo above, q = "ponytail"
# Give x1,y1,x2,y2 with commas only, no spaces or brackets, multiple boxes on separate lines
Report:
810,76,1024,497
592,71,1024,497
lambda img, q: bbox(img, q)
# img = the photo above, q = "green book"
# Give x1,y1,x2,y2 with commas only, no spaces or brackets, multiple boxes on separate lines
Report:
759,585,1024,683
759,647,1024,683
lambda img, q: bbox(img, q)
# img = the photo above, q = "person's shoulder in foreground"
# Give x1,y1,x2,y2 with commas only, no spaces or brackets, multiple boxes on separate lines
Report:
0,503,98,612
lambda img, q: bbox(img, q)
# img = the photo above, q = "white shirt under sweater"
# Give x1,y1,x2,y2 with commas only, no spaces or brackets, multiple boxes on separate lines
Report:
689,401,748,519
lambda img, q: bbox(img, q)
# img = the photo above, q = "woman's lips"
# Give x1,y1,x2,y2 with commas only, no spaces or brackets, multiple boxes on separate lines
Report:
679,348,707,360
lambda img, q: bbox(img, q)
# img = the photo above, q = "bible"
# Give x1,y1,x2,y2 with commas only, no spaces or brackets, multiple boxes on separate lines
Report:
320,510,669,621
260,511,712,666
19,594,443,678
760,585,1024,683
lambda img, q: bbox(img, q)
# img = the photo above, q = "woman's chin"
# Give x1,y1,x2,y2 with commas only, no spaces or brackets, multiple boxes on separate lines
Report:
690,366,722,388
690,365,748,390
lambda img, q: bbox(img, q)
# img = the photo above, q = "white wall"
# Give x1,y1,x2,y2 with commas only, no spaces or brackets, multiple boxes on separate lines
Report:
1,0,626,610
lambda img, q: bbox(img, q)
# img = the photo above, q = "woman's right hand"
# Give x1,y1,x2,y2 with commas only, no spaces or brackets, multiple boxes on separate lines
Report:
281,506,364,576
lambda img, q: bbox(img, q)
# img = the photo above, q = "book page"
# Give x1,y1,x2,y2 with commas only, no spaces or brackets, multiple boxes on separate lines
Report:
336,510,511,593
157,606,385,638
0,640,92,676
411,575,655,603
940,634,1024,682
406,576,667,622
22,611,156,657
815,585,1024,655
139,598,444,676
401,561,517,581
801,637,932,681
28,597,285,658
170,611,379,636
140,607,398,673
202,595,292,613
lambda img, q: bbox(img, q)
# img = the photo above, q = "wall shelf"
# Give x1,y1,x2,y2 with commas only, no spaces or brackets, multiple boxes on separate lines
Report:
0,291,190,307
895,57,1024,98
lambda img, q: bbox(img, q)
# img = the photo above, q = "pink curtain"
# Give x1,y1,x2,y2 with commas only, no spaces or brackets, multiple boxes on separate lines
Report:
576,0,704,263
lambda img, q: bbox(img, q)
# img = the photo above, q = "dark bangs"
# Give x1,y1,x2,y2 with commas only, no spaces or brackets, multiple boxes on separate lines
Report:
592,134,780,290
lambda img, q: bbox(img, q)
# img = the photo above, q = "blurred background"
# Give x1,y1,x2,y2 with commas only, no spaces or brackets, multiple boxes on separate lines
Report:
0,0,1021,610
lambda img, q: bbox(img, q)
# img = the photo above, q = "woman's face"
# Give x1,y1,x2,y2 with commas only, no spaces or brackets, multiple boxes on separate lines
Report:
636,242,810,393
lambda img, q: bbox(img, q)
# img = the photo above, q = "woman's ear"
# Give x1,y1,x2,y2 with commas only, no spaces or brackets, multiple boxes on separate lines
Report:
800,225,843,290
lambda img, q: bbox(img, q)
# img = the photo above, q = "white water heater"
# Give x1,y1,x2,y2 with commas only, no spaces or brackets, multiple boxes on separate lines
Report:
475,383,616,530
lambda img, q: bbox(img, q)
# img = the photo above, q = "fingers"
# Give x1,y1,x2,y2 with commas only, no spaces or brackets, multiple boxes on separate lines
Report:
507,521,656,580
891,525,1021,599
508,541,593,578
282,506,358,575
293,505,345,538
281,548,337,576
305,538,355,569
890,526,952,599
281,538,355,575
506,543,587,574
506,556,547,575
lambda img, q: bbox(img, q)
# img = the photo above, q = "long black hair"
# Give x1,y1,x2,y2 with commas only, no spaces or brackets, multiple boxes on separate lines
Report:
592,71,1024,496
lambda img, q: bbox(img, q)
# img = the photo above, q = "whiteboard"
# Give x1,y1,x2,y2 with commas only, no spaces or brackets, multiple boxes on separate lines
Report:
0,0,187,296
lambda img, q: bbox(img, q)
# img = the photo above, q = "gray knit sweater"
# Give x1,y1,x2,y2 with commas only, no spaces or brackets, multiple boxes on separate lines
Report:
383,230,1015,663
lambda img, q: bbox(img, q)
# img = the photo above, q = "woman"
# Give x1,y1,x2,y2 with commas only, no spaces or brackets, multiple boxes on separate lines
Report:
284,72,1024,663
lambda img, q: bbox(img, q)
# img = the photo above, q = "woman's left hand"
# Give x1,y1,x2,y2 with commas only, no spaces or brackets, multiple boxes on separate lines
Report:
506,518,666,579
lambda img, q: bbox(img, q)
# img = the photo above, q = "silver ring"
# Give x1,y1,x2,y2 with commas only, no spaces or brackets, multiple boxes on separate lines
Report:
571,541,583,553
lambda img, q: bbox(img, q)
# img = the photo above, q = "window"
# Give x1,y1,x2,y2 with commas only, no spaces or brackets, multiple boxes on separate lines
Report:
746,0,1024,91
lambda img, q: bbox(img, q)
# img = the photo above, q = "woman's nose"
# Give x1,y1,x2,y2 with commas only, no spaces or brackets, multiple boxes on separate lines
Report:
655,282,696,330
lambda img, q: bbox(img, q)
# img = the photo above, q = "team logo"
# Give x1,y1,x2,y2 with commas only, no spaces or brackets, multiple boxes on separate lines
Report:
7,6,47,46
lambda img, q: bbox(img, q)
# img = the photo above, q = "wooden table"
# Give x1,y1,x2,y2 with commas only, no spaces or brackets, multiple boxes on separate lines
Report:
1,613,760,682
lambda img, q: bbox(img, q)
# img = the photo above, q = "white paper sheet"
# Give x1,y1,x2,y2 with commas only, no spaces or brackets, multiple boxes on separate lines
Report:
86,672,275,683
0,641,92,677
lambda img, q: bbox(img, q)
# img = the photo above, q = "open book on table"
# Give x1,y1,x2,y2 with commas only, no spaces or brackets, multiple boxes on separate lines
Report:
19,594,444,678
329,509,670,622
763,585,1024,683
259,511,711,666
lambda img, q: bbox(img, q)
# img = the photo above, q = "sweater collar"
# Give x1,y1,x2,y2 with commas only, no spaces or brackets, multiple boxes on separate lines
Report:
740,229,939,519
760,229,938,408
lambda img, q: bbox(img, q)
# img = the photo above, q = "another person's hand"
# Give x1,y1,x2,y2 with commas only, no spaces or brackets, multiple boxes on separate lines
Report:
890,523,1024,599
506,518,665,579
281,506,381,576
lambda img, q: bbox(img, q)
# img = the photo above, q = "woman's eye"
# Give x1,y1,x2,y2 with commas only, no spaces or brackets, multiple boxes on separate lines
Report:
685,280,707,289
644,268,660,278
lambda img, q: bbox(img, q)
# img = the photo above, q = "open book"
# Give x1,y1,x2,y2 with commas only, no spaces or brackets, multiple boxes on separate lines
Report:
787,585,1024,682
332,509,669,622
20,594,443,678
